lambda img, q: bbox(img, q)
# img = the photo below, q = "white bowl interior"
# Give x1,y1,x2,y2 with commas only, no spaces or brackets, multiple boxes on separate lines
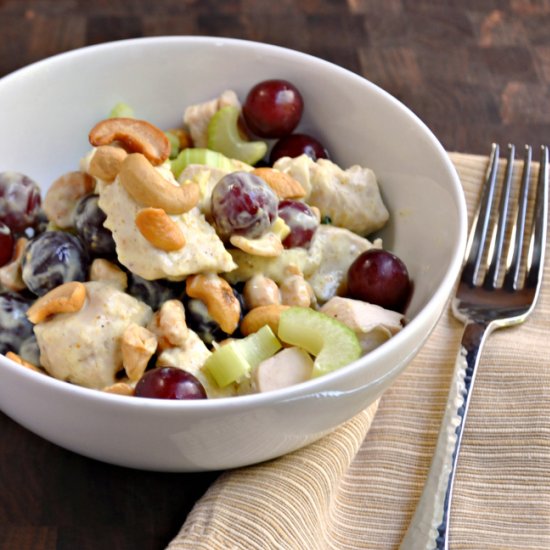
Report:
0,37,467,470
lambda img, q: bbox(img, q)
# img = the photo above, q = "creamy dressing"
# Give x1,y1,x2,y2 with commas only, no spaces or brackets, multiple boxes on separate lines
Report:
98,170,236,281
34,282,152,389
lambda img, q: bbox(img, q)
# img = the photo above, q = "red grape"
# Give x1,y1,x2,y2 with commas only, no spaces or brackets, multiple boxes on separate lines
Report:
134,367,207,400
21,231,89,296
74,194,116,256
243,79,304,138
270,133,329,164
278,199,319,248
346,249,411,312
0,172,42,233
0,222,14,267
211,171,278,239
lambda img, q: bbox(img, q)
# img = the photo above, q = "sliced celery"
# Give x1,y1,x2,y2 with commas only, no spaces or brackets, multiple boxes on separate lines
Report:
171,147,237,179
278,307,361,378
207,106,267,165
204,326,282,388
109,102,135,119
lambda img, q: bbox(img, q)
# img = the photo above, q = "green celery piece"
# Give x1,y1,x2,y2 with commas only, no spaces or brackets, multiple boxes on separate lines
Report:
171,147,237,179
278,307,362,378
109,102,135,118
165,131,180,159
207,105,267,165
204,326,282,388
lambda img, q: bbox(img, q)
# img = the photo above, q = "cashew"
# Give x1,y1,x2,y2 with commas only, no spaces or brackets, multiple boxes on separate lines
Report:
5,351,42,373
186,273,241,334
280,273,313,308
119,153,200,214
27,281,87,324
147,299,188,351
89,258,128,290
240,304,289,336
89,117,171,165
230,232,283,257
103,381,135,396
243,274,281,309
252,167,306,199
43,171,95,228
0,237,28,291
135,207,186,251
121,323,158,382
88,145,128,182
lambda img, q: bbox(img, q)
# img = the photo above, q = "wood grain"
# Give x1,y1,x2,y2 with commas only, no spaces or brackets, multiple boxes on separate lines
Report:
1,1,550,548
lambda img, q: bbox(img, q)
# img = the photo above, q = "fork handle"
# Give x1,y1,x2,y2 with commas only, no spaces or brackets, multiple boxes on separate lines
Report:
399,320,492,550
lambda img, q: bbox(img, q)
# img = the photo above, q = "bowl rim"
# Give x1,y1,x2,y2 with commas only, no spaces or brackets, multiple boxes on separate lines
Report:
0,35,468,411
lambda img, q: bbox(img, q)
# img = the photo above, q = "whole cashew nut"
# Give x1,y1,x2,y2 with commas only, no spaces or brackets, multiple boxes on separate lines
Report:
89,117,171,165
88,145,128,182
186,274,241,335
119,153,200,215
135,208,186,251
27,281,87,324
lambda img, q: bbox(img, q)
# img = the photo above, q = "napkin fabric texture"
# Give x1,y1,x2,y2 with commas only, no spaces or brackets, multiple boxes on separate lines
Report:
168,153,550,550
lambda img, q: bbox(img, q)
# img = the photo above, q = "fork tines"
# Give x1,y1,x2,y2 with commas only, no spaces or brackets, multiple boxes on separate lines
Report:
461,143,549,292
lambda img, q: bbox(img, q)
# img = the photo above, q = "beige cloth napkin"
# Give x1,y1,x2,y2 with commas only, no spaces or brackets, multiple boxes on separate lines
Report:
168,153,550,550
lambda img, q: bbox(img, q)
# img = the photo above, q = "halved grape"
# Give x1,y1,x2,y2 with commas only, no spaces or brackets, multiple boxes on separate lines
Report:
278,199,319,249
208,106,267,165
243,79,304,138
0,172,42,233
211,171,278,239
270,133,329,164
346,249,411,312
21,231,89,296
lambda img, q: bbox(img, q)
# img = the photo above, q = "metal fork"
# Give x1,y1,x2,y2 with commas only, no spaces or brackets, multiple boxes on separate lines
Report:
400,143,548,550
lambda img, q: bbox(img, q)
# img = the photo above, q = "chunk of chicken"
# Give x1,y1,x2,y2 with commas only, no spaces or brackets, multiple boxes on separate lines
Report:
183,90,241,147
252,347,314,393
34,282,152,389
98,166,236,281
177,164,228,217
320,296,403,354
273,154,389,236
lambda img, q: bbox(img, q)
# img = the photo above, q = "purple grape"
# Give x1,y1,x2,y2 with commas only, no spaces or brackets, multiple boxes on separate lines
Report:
0,172,42,233
346,249,411,312
243,79,304,138
0,292,34,355
0,222,14,266
74,194,116,256
21,231,89,296
126,274,182,310
211,171,278,239
278,199,319,248
270,133,329,164
134,367,207,400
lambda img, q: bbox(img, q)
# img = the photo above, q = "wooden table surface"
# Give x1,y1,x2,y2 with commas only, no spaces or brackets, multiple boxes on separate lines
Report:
1,1,549,548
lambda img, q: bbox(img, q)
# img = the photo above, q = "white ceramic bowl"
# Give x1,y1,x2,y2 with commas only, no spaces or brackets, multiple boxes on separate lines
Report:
0,37,467,471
